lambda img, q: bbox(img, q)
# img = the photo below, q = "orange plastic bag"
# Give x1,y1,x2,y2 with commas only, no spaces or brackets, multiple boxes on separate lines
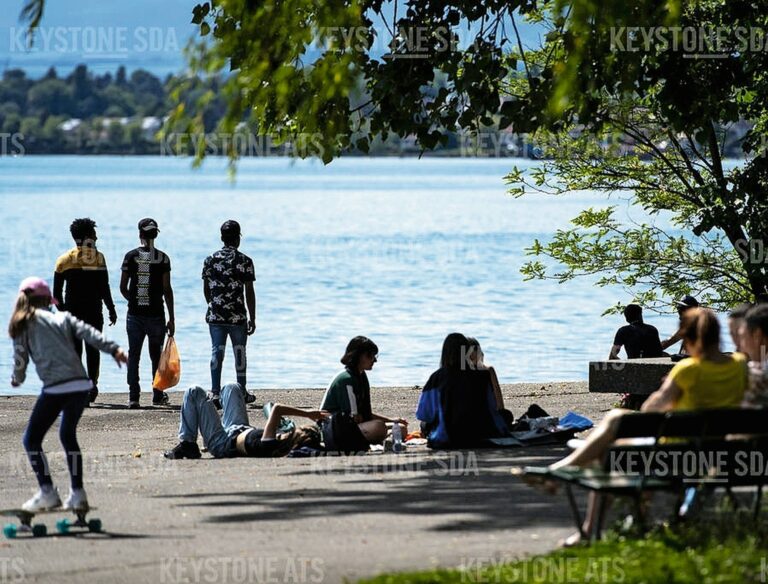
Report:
153,336,181,390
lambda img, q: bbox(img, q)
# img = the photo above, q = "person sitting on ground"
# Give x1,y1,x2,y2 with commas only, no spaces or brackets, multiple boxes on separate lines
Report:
165,383,328,459
608,304,664,360
519,308,747,546
417,333,509,448
660,295,699,355
465,337,514,426
320,336,407,444
739,303,768,408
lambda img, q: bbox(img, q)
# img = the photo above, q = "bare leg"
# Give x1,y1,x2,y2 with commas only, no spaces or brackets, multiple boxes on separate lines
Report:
560,492,602,547
359,420,387,443
552,408,629,470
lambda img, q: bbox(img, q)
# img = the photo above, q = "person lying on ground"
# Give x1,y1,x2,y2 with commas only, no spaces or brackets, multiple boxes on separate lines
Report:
518,308,747,546
320,336,407,444
608,304,664,360
165,383,328,459
417,333,509,448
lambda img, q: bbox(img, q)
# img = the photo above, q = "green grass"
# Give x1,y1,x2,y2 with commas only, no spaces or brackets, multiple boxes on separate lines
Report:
359,518,768,584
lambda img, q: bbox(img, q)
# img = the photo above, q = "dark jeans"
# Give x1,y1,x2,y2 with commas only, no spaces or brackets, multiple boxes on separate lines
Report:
127,314,166,401
73,313,104,386
23,391,89,489
209,323,248,393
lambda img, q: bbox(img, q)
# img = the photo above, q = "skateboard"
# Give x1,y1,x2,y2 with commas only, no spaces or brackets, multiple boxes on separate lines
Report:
1,507,102,538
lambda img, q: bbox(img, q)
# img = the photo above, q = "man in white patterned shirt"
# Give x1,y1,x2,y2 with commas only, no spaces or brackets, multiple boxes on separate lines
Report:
202,220,256,407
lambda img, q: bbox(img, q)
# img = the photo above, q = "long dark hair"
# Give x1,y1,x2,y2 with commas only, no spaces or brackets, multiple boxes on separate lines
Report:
341,336,379,370
440,332,469,370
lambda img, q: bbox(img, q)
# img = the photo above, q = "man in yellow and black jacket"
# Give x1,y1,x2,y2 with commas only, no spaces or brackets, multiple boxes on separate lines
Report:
53,218,118,404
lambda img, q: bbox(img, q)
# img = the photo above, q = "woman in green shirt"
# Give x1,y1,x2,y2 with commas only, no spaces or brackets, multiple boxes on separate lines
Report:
320,336,407,444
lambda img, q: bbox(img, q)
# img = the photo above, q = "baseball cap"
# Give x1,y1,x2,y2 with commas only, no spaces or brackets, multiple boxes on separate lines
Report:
18,277,58,305
138,218,160,233
221,220,242,237
676,295,699,309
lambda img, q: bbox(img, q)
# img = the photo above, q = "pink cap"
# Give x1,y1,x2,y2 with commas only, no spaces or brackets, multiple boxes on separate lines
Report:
18,277,58,305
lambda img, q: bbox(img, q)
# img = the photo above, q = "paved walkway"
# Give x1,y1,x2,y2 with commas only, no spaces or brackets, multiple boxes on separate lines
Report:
0,383,614,583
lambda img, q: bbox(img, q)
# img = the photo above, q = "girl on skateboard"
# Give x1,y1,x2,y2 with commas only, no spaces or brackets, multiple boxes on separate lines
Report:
9,277,128,512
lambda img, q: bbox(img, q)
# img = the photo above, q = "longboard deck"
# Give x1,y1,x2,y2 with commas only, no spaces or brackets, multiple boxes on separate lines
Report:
0,507,97,519
2,507,102,538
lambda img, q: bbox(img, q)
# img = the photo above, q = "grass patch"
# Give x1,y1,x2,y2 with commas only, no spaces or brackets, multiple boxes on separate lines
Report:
359,516,768,584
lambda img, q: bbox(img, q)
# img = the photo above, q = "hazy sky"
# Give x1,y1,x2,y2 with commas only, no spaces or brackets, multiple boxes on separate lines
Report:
0,1,545,78
1,0,196,76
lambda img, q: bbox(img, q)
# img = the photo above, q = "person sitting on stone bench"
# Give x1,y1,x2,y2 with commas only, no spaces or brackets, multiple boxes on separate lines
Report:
609,304,664,360
165,383,328,459
660,295,699,356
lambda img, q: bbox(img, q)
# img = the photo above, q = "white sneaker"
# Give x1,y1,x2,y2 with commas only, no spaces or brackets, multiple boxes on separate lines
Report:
63,488,89,512
21,487,62,512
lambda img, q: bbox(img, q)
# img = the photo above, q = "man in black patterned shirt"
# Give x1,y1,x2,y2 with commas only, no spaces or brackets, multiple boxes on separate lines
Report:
202,220,256,406
120,218,175,409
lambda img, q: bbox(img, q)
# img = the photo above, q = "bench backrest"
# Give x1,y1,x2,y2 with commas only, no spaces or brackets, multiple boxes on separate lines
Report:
608,408,768,486
614,408,768,441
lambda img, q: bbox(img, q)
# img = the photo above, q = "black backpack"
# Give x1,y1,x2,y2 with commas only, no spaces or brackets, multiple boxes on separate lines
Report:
320,413,369,454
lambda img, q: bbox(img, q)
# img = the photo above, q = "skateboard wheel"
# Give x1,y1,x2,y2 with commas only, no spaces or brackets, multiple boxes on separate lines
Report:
87,519,102,533
3,524,17,539
56,519,70,534
32,524,47,537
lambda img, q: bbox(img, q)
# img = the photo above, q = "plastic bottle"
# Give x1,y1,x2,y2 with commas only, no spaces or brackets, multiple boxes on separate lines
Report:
392,422,404,453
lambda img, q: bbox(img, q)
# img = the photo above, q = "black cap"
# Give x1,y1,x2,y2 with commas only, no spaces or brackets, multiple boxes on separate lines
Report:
221,220,242,237
138,218,159,233
676,295,699,309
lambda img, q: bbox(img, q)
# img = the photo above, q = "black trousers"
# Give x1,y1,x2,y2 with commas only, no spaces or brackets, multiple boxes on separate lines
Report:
72,312,104,386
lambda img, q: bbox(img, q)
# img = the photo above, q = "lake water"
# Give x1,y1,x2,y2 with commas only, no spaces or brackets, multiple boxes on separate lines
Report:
0,156,698,395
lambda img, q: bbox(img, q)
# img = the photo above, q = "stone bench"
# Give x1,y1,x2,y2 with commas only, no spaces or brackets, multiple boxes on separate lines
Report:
588,357,675,395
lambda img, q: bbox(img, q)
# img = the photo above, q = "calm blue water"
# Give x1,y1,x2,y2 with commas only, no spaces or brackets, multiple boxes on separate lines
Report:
0,156,694,394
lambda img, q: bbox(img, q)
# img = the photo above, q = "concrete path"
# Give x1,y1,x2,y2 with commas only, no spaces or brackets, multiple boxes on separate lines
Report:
0,383,615,583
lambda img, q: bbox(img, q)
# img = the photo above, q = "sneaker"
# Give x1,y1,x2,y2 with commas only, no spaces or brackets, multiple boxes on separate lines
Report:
207,392,222,410
152,392,170,406
164,441,202,460
128,400,140,409
22,487,62,512
63,488,89,512
89,385,99,404
243,389,257,404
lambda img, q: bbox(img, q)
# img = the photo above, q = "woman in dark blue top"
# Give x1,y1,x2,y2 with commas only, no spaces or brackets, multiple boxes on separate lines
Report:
417,333,508,448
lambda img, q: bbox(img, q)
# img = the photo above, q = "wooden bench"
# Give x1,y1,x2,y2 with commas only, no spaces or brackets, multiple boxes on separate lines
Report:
521,408,768,541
